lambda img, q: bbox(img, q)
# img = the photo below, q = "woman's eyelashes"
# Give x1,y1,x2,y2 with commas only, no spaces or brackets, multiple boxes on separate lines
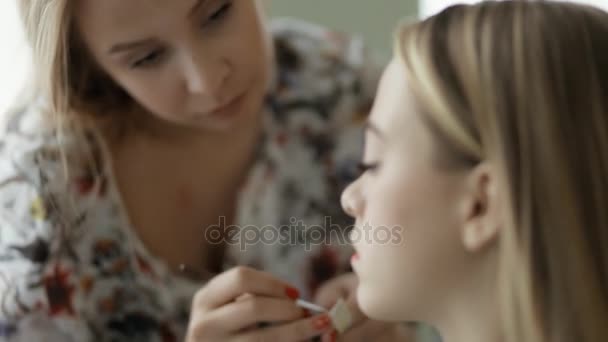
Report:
129,2,233,69
204,2,233,27
131,49,166,69
357,161,380,175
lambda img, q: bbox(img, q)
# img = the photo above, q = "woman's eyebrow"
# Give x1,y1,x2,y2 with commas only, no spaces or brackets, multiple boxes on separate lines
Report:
108,39,155,55
107,0,210,55
188,0,209,18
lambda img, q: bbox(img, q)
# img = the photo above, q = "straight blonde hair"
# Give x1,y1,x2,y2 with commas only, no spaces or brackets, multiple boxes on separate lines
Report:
395,1,608,341
17,0,135,140
16,0,153,180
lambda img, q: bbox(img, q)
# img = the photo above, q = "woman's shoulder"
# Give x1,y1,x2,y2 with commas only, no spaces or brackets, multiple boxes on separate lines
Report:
267,18,381,129
0,100,98,203
0,98,111,254
0,99,117,271
0,101,67,206
2,98,78,161
0,102,192,340
269,17,374,75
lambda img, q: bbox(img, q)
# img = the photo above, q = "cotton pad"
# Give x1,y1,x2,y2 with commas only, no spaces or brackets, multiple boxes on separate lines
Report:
328,298,353,334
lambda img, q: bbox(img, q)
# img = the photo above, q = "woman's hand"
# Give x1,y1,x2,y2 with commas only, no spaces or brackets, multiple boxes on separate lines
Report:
186,266,335,341
315,273,415,342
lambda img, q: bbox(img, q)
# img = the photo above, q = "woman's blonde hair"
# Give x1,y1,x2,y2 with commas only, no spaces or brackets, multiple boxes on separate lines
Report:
396,1,608,341
18,0,135,137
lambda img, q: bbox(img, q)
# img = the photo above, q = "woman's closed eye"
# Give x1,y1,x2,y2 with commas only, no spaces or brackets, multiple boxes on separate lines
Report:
131,49,166,69
128,2,234,69
357,161,380,175
203,1,233,28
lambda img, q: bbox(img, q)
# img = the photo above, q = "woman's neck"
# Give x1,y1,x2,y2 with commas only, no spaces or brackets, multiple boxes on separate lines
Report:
436,296,503,342
434,252,504,342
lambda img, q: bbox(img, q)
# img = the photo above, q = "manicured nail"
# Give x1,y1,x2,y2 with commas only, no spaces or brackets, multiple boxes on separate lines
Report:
321,330,338,342
285,286,300,300
312,314,332,331
322,329,338,342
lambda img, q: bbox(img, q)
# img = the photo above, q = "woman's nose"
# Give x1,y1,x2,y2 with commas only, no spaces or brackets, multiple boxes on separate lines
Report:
341,180,364,218
183,53,230,98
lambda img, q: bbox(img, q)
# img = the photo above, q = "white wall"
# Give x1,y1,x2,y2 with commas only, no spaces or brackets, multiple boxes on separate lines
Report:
269,0,417,57
0,1,30,115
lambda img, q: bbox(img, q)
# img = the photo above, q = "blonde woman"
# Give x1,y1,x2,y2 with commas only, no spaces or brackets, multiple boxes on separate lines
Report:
342,1,608,342
0,0,414,341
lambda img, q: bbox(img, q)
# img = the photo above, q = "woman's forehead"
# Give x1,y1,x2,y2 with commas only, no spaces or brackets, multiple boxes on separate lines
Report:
74,0,201,47
372,60,415,132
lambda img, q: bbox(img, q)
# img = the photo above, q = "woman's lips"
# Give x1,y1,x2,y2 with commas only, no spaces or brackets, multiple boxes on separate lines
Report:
194,92,247,120
208,93,244,118
210,94,241,114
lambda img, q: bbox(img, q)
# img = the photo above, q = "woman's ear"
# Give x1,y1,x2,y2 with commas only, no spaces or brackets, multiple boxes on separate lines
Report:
460,162,502,252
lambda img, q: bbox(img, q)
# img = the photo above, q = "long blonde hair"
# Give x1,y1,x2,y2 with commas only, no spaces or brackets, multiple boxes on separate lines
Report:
396,1,608,341
17,0,134,138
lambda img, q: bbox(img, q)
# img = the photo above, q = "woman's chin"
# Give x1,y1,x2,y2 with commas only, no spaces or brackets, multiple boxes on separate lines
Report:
357,280,415,323
357,281,393,321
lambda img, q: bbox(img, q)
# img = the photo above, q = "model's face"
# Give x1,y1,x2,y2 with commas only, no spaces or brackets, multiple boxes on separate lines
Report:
342,59,473,321
75,0,272,132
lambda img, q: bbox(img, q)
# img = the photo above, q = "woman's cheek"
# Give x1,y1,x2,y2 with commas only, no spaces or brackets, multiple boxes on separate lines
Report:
369,170,405,226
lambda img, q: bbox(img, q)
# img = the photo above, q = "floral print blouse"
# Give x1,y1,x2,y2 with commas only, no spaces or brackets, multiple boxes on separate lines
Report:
0,19,379,341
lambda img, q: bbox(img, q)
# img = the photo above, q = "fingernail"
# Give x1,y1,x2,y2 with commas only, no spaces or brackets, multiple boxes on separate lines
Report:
322,330,338,342
302,308,311,318
285,286,300,300
312,314,332,331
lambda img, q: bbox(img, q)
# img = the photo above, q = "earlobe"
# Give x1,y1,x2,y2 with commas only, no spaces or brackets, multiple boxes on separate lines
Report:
462,222,481,251
460,163,501,252
462,220,497,252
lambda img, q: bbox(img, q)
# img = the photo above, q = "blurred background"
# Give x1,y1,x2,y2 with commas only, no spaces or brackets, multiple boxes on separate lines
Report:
269,0,417,57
